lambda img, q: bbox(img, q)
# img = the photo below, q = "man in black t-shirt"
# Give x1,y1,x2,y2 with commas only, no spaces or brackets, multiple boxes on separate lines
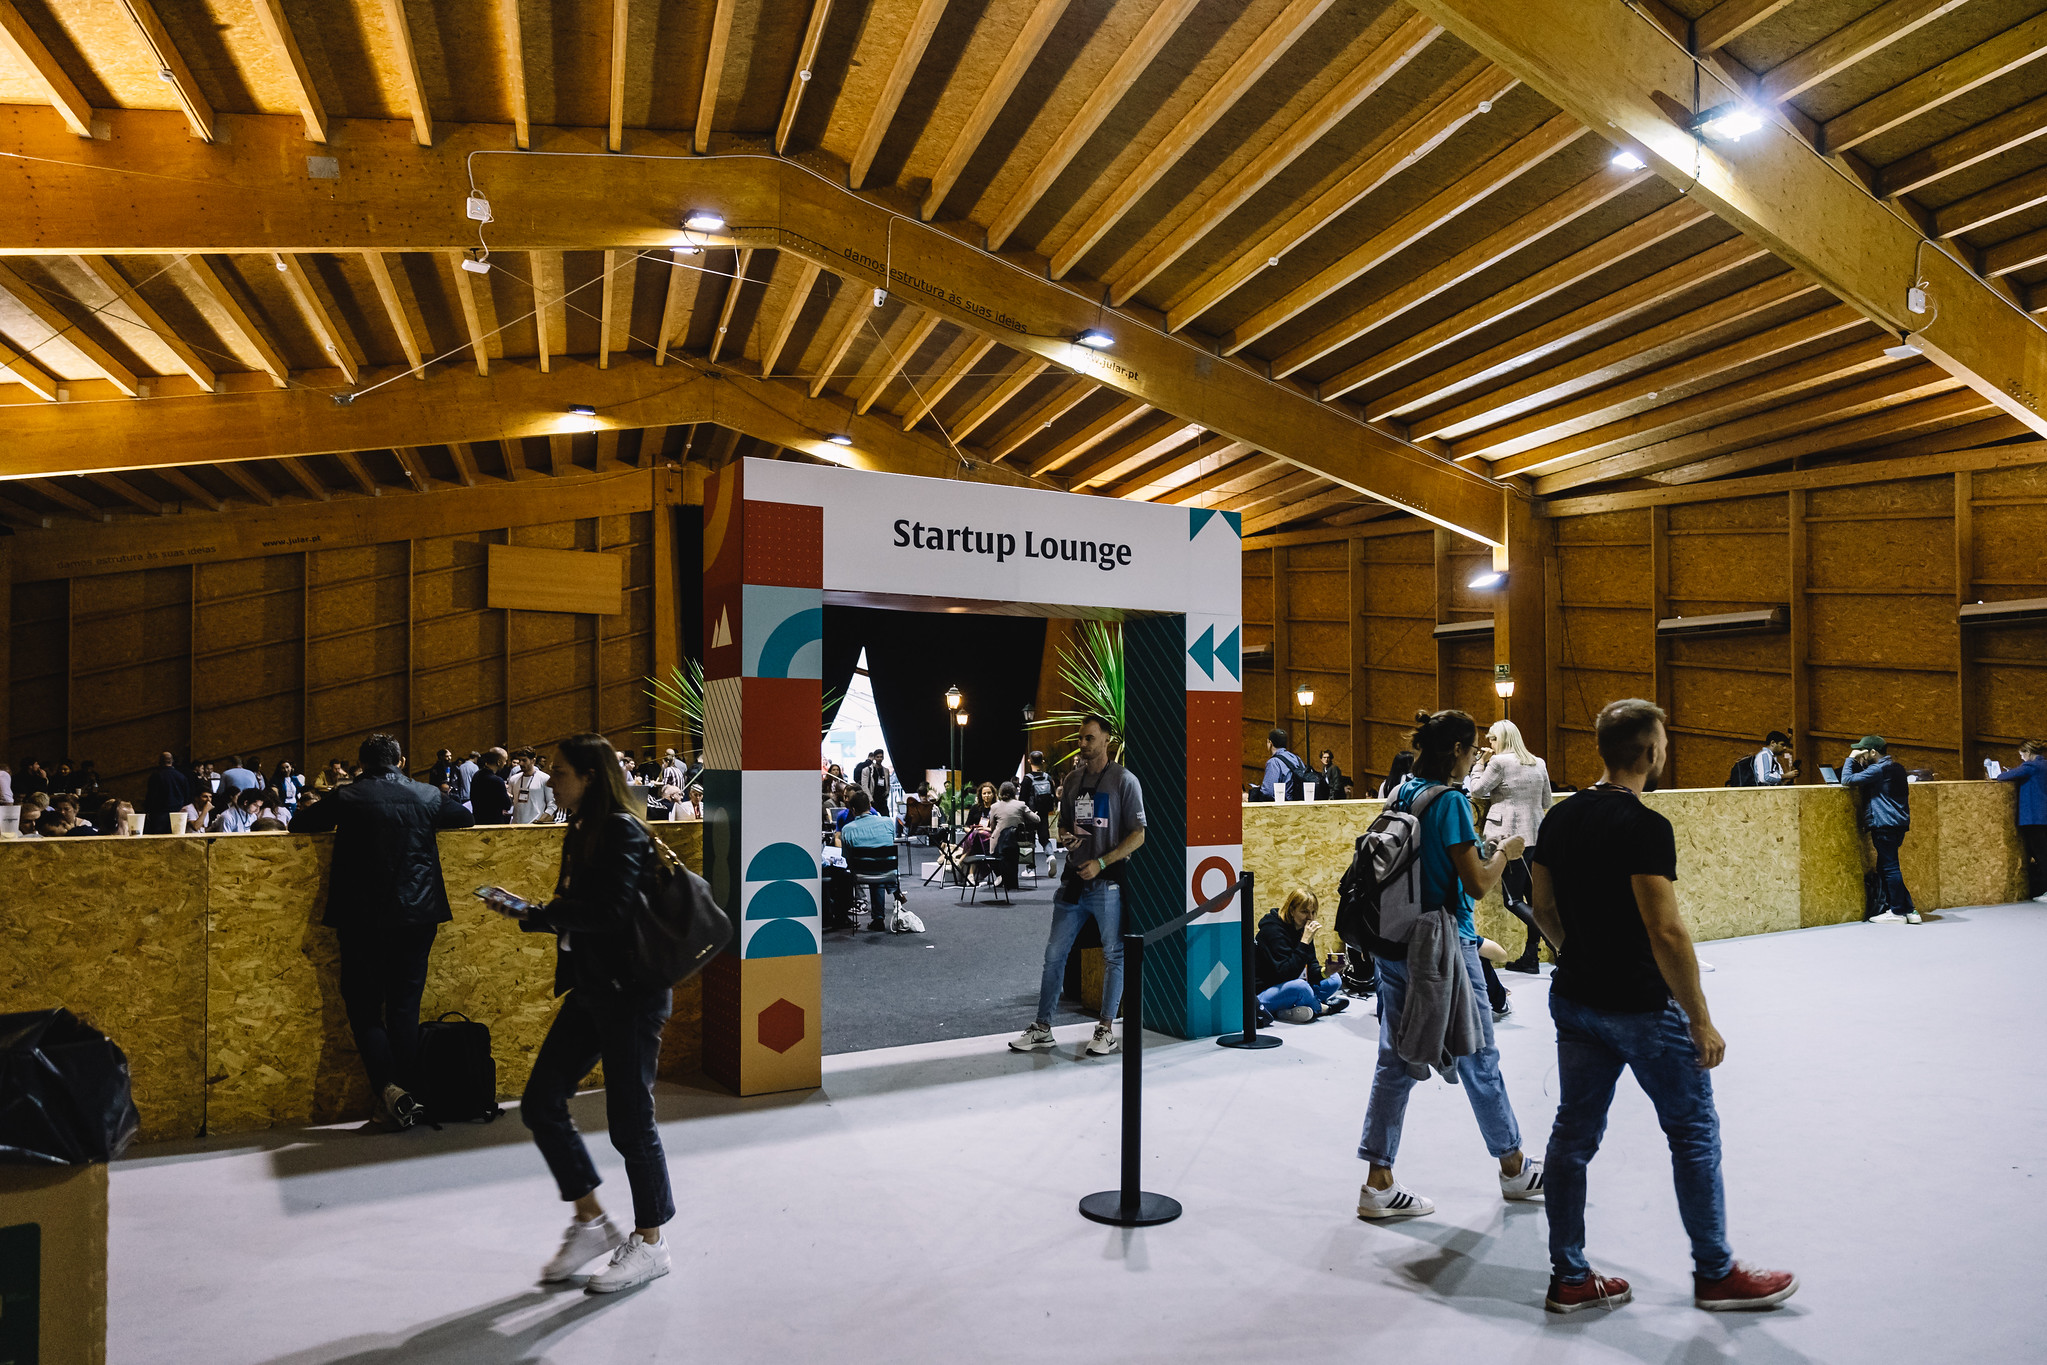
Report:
1527,699,1796,1317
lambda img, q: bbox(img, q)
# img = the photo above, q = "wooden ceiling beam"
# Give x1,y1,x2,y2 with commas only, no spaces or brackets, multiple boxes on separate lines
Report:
1219,470,1327,517
333,450,378,495
83,472,161,515
379,0,433,145
1064,415,1201,489
176,255,290,387
807,289,874,398
361,251,424,379
1877,94,2047,199
0,0,96,137
1156,456,1290,506
74,254,215,391
0,260,141,396
1273,163,1650,380
1104,437,1250,500
1980,226,2047,280
948,357,1050,442
1533,365,1963,493
546,433,573,475
530,251,567,372
775,0,833,154
855,309,940,414
1221,114,1585,354
607,0,632,152
655,248,703,366
1468,305,1874,464
1692,0,1792,53
0,494,52,527
248,0,328,142
158,467,224,511
593,428,623,468
1647,388,1995,486
392,446,432,489
1049,0,1334,279
1322,199,1713,401
600,248,635,368
1407,0,2047,441
899,334,994,430
759,260,820,375
0,335,61,400
116,0,213,141
1414,271,1820,442
275,252,359,382
1109,11,1442,306
849,0,948,190
921,0,1071,219
985,378,1098,463
1820,12,2047,153
985,0,1204,251
694,0,737,154
26,478,108,519
1368,235,1769,421
1756,0,1966,106
1020,396,1148,477
1164,60,1521,334
496,0,528,148
278,456,331,500
446,442,481,486
1932,166,2047,240
1243,484,1359,536
445,253,493,377
216,462,276,506
707,247,753,364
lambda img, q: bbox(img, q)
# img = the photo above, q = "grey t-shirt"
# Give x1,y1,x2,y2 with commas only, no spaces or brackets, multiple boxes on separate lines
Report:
1060,761,1145,885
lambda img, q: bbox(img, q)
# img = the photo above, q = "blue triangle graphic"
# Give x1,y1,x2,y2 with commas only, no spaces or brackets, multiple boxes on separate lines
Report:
1188,507,1216,541
1217,626,1241,681
1187,624,1215,680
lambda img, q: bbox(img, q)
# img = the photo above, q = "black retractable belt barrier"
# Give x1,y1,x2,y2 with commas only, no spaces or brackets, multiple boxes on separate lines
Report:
1215,870,1281,1051
1078,871,1251,1228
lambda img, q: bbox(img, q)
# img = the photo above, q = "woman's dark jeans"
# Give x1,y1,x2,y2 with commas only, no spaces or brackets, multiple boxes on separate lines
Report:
522,982,675,1229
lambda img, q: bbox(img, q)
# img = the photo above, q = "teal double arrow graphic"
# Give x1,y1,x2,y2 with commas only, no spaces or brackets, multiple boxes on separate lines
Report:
1188,623,1241,682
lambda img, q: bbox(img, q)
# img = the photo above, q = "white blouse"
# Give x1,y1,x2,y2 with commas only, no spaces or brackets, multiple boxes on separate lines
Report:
1466,755,1552,846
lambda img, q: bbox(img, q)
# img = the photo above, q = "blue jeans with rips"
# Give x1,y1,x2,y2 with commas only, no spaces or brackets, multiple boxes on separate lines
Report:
1357,938,1522,1168
1258,976,1343,1013
1545,991,1734,1283
1035,879,1123,1025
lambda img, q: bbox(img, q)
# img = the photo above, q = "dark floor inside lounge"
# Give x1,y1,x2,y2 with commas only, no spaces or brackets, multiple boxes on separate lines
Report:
820,858,1097,1053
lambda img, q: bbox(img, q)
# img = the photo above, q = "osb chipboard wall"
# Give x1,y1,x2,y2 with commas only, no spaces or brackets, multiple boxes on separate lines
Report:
0,822,707,1142
1554,509,1653,787
1280,538,1353,777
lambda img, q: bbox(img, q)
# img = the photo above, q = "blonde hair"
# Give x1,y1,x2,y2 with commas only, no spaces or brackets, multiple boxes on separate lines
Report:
1280,889,1318,923
1487,719,1537,766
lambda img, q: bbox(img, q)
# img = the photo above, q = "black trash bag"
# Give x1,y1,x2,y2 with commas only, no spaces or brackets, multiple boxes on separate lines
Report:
0,1008,142,1165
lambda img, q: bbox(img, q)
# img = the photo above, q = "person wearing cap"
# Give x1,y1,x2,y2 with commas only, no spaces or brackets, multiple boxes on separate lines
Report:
1842,735,1916,923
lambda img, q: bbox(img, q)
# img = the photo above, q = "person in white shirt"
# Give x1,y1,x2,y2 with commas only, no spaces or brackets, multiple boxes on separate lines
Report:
209,788,267,833
1753,731,1800,785
458,751,481,809
1465,719,1554,976
659,750,688,792
509,747,556,824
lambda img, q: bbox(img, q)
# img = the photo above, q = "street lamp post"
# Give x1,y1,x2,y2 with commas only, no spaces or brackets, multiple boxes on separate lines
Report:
944,686,963,818
1295,684,1315,779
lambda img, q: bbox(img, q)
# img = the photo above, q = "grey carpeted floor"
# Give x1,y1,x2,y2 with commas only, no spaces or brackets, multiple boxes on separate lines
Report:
820,863,1096,1053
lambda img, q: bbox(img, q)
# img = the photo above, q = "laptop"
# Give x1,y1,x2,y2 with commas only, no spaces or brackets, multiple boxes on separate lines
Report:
1819,766,1840,784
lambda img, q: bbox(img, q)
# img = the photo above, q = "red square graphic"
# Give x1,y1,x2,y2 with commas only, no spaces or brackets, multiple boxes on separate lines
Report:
743,501,824,588
1186,690,1242,846
743,677,824,770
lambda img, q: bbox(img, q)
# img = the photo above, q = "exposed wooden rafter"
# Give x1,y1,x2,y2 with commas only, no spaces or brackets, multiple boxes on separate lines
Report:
921,0,1071,220
115,0,212,141
775,0,833,155
849,0,948,190
0,260,141,396
380,0,434,146
248,0,328,142
361,251,425,380
696,0,737,154
0,0,96,137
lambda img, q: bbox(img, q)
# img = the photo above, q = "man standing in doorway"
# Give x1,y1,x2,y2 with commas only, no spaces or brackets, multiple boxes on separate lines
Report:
1529,698,1797,1314
1010,715,1145,1058
853,748,891,819
142,751,193,835
292,734,474,1130
509,747,555,824
1752,732,1800,786
1843,735,1915,923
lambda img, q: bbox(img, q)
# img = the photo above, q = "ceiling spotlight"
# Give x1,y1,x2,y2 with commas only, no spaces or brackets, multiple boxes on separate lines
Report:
460,257,491,274
1469,569,1505,590
568,405,596,417
1076,328,1114,350
683,210,726,232
1611,149,1646,171
1690,103,1764,142
826,433,854,446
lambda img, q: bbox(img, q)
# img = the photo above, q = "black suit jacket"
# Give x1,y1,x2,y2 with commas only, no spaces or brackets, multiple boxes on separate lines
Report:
142,766,194,833
291,768,474,929
521,813,655,995
470,770,513,825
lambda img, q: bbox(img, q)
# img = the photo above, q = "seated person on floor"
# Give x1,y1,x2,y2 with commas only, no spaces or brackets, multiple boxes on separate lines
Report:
837,788,906,931
1254,890,1349,1023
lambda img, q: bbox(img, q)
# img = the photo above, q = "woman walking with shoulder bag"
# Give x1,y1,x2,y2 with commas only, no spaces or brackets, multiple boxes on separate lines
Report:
483,732,675,1294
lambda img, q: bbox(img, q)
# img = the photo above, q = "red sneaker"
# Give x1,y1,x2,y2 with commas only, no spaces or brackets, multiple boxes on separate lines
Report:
1694,1262,1798,1311
1545,1271,1632,1314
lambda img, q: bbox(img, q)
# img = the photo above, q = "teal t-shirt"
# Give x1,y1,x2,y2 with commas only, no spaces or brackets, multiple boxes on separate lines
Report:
1390,776,1479,941
839,812,895,848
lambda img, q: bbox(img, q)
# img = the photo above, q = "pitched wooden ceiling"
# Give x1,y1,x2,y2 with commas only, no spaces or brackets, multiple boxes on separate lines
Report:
0,0,2043,538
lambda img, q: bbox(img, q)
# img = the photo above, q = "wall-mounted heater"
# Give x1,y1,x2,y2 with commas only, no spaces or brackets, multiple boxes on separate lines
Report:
1959,597,2047,627
1432,617,1496,642
1655,607,1788,638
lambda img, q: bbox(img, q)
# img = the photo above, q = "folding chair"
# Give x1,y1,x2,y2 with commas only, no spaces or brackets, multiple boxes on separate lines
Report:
845,843,903,927
960,826,1021,905
922,824,969,888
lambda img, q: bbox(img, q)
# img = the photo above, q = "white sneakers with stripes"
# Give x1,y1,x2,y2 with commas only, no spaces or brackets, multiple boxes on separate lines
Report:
1500,1157,1547,1201
1356,1181,1435,1219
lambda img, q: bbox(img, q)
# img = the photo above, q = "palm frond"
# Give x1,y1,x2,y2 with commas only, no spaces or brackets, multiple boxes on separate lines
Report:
1026,621,1125,766
644,658,843,754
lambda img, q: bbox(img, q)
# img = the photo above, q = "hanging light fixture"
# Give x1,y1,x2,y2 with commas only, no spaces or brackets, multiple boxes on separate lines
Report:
1494,665,1516,700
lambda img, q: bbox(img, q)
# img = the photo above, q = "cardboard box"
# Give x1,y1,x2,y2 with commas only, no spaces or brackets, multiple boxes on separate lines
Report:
0,1163,108,1365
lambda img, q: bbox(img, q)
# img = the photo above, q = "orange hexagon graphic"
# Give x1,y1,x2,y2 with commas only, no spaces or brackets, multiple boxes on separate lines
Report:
758,997,806,1054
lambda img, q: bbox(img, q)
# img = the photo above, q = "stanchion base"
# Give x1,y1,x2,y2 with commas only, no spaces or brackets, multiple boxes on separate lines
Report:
1078,1191,1182,1227
1216,1031,1283,1050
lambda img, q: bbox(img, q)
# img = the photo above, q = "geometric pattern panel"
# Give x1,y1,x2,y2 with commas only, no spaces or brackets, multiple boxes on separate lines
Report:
742,583,823,679
1184,612,1243,693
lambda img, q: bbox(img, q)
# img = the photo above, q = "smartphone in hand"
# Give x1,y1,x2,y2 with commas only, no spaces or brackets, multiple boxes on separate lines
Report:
474,885,536,917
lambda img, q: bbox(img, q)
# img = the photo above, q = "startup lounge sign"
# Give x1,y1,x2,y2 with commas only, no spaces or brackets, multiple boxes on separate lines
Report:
743,459,1239,616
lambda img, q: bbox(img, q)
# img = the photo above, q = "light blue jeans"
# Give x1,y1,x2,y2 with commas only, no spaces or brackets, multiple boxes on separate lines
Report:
1358,938,1522,1168
1259,976,1343,1014
1035,880,1123,1025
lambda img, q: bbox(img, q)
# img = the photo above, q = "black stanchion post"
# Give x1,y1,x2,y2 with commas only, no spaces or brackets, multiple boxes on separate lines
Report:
1078,931,1181,1227
1217,870,1280,1050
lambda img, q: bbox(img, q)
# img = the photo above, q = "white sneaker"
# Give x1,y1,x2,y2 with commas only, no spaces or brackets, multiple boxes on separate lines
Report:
1501,1157,1546,1202
1866,911,1905,923
1008,1023,1055,1052
1905,911,1923,924
585,1232,670,1294
1086,1022,1120,1055
1356,1180,1434,1219
1280,1005,1316,1024
541,1215,623,1282
2033,891,2047,905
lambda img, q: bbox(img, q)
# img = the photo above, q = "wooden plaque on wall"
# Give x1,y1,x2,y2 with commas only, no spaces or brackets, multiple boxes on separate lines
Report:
487,544,624,614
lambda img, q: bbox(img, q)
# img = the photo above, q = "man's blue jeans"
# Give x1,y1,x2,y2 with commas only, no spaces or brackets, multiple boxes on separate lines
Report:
1259,975,1342,1014
1035,879,1123,1025
1869,829,1913,915
1358,939,1521,1168
1545,991,1733,1283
